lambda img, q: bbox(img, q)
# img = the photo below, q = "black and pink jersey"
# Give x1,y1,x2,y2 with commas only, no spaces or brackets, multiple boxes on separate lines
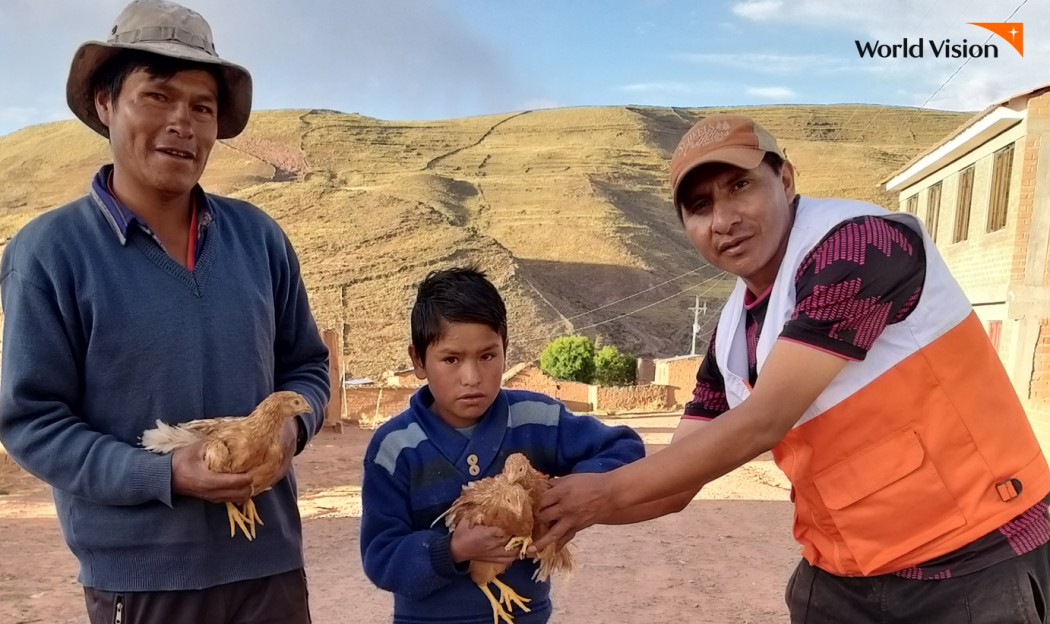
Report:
683,214,1050,580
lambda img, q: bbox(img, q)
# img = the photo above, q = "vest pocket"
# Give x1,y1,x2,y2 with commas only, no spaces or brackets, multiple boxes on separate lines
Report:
812,428,965,575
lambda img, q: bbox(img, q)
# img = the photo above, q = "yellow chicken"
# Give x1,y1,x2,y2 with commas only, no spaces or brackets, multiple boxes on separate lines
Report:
141,391,311,540
441,453,574,624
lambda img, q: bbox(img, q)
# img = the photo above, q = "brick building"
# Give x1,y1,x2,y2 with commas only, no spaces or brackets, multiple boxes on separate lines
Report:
882,84,1050,438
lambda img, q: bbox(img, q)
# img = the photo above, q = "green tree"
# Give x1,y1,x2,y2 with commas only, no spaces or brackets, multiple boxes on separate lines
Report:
593,344,637,386
539,336,596,383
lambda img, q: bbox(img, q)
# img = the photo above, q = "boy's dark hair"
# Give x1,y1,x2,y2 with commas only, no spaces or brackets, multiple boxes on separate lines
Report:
91,49,227,110
411,267,508,363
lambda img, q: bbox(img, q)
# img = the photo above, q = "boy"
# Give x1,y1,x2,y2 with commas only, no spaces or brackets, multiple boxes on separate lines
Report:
360,267,645,623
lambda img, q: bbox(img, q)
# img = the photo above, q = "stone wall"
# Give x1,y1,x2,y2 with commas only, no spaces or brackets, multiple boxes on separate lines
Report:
502,364,592,410
344,386,416,429
590,384,676,413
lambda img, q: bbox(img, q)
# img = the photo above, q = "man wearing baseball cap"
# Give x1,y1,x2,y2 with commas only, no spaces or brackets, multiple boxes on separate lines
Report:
533,114,1050,621
0,2,329,622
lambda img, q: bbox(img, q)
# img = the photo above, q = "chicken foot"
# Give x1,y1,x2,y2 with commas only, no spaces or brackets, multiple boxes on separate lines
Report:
494,577,531,615
504,535,532,560
225,498,265,540
226,501,253,540
479,578,531,624
479,584,515,624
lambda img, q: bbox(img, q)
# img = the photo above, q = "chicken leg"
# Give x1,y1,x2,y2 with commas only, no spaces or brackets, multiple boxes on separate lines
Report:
478,578,531,624
225,499,265,540
493,577,531,613
504,536,532,559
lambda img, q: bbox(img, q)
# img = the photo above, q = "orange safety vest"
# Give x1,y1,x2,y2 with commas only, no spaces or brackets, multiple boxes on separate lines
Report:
714,196,1050,576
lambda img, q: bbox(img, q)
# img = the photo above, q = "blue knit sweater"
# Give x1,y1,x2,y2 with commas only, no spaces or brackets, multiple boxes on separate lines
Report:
0,188,330,591
361,387,645,624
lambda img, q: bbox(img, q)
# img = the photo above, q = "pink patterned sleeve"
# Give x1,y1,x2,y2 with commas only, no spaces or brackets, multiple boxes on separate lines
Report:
782,216,926,361
683,328,730,419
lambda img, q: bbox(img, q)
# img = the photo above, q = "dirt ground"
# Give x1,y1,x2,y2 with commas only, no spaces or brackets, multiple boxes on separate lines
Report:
0,414,800,624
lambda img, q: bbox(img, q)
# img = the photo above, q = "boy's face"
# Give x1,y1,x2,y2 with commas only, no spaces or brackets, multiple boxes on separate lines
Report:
410,322,506,429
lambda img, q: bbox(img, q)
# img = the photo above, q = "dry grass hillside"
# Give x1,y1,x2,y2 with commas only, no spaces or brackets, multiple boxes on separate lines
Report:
0,105,968,376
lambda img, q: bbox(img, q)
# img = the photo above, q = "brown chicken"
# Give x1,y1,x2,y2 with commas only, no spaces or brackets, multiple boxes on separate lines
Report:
140,391,311,540
441,453,574,624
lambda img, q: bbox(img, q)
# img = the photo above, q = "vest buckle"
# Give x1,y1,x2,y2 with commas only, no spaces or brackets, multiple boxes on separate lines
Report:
995,478,1023,502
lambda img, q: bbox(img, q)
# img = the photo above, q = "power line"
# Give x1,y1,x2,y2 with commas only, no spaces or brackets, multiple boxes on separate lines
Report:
562,265,708,322
919,0,1030,108
806,0,1029,189
515,264,724,339
512,271,730,353
572,272,728,333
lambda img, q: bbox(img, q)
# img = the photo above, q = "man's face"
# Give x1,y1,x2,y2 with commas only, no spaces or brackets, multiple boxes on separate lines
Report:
410,322,506,429
95,68,219,201
678,160,796,295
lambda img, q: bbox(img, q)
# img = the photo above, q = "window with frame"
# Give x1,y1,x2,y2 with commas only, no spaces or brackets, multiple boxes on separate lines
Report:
953,166,974,243
905,194,918,215
926,182,942,242
987,144,1014,232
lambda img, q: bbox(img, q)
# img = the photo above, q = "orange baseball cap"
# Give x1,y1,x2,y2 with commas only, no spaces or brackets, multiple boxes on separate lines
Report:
670,114,784,206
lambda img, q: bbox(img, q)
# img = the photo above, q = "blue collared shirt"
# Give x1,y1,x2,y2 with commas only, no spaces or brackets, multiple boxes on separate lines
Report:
89,164,213,260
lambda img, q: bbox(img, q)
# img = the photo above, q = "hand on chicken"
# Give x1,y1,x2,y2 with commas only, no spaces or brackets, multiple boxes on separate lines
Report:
142,391,310,540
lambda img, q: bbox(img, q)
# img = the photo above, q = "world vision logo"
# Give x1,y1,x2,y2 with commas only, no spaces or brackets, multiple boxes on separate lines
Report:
855,22,1024,59
969,22,1024,56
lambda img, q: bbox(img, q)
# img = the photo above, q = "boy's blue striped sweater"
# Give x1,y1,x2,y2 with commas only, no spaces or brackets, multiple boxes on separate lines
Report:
361,387,645,624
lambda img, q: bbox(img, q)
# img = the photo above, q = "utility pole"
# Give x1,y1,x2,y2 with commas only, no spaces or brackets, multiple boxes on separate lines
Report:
689,295,706,355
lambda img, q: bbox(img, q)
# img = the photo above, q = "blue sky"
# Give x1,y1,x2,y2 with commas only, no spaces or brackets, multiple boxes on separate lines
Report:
0,0,1043,137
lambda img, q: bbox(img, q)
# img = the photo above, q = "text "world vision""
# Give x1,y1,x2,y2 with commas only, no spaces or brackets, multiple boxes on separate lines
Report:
855,38,999,59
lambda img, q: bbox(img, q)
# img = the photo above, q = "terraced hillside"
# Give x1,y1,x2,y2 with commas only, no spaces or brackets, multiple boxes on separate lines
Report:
0,105,968,375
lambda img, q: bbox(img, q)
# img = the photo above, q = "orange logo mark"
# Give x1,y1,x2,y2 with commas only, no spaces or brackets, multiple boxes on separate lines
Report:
969,22,1024,56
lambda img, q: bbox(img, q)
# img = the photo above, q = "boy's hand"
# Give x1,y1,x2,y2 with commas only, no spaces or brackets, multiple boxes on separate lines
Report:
449,519,519,566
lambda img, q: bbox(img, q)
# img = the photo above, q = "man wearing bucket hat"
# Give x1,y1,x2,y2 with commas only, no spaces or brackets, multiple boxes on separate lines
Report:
532,114,1050,621
0,1,329,622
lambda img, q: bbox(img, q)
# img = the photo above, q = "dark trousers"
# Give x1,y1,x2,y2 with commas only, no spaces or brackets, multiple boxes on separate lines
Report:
84,568,311,624
787,543,1050,623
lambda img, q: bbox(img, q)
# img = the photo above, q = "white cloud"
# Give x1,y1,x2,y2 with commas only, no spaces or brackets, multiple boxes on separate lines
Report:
0,106,71,133
0,107,42,125
675,52,902,79
519,98,564,111
922,67,1033,110
636,21,657,35
675,52,839,74
731,0,784,21
724,0,1050,111
747,86,797,99
0,0,536,133
2,0,1046,133
615,81,732,100
729,0,1043,39
618,82,695,94
730,1,925,33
